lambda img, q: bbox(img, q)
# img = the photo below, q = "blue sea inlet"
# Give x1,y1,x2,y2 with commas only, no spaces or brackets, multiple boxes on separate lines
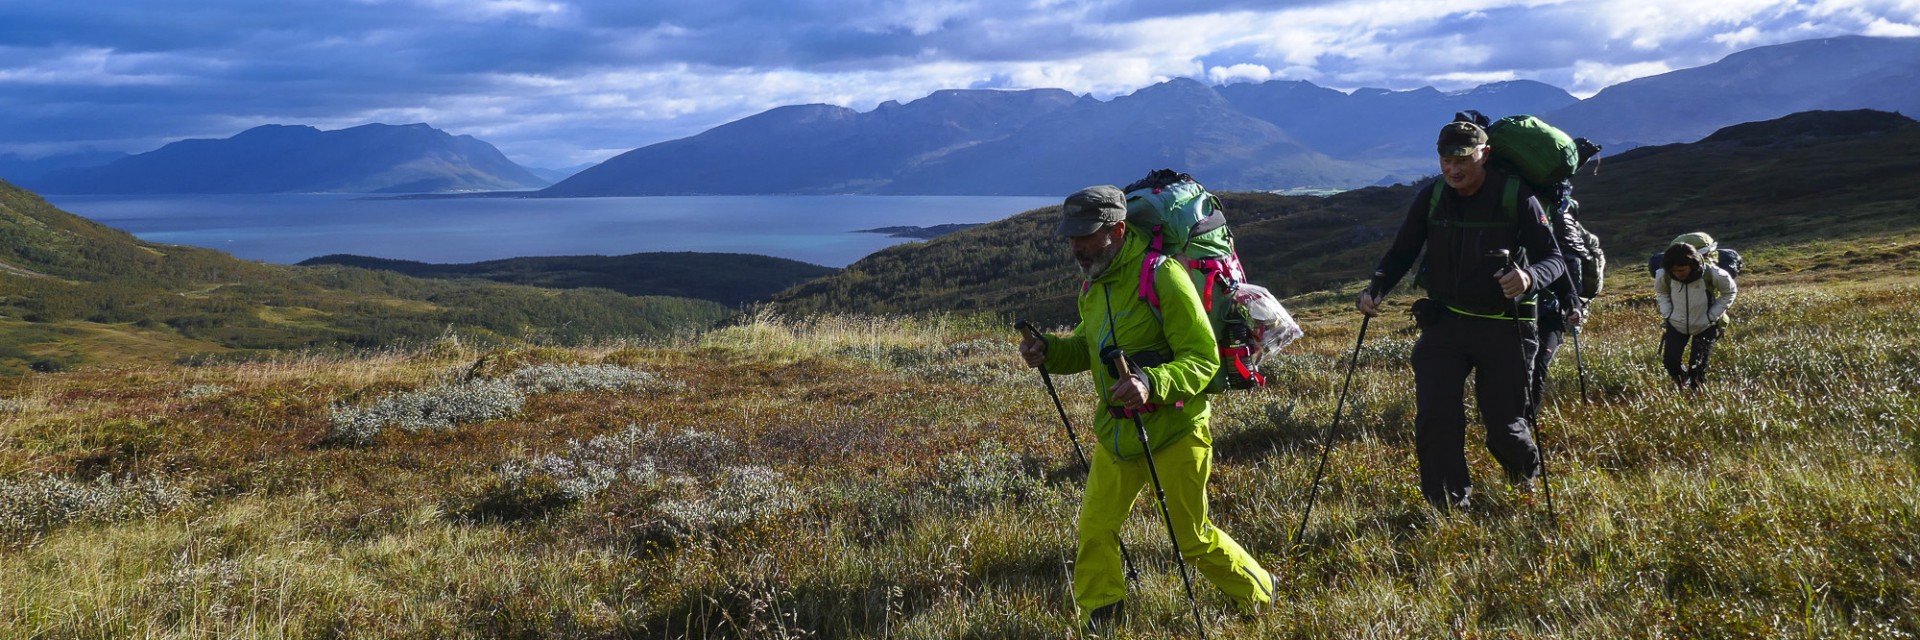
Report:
46,193,1059,268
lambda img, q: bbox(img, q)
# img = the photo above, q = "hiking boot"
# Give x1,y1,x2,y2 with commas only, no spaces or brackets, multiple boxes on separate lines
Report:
1426,487,1472,513
1687,367,1708,389
1237,570,1279,617
1085,601,1123,636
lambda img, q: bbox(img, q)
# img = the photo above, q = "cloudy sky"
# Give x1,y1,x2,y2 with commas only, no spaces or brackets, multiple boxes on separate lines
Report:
2,0,1916,169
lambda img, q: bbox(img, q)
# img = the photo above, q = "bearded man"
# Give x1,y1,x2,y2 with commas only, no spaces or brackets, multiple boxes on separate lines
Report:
1018,185,1275,633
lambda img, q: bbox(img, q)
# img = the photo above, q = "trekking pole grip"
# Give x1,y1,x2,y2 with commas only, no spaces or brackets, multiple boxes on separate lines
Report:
1014,319,1041,340
1015,320,1046,369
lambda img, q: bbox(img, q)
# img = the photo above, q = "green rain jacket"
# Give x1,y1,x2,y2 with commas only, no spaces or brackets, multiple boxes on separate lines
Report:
1041,230,1220,460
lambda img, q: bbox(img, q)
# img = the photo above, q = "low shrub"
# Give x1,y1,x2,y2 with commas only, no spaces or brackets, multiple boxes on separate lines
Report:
0,474,190,545
326,379,525,446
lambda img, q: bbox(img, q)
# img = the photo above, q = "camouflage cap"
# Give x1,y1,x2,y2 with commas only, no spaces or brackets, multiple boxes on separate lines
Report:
1054,185,1127,237
1437,121,1489,156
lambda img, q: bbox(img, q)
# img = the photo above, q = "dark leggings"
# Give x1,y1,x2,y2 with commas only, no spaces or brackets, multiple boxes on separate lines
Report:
1526,325,1563,425
1662,324,1721,383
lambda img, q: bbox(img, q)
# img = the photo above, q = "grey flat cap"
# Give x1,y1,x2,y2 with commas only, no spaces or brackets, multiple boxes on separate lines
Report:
1055,185,1127,237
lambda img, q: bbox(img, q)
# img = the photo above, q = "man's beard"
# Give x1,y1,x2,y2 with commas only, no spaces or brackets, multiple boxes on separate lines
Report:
1077,240,1121,279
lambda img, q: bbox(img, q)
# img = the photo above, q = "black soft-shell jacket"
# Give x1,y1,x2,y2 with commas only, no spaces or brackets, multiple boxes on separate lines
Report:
1370,171,1566,317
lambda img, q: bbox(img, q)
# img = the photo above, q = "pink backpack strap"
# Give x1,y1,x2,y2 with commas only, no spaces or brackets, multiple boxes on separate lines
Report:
1185,257,1233,311
1139,227,1166,309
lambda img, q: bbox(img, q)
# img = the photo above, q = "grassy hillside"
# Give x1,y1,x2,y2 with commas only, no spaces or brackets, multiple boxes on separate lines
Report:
2,109,1915,637
0,180,730,375
769,110,1920,322
298,252,836,308
1,250,1913,637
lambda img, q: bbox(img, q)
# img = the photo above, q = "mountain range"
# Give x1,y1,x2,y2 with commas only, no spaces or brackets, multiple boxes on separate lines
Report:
543,35,1920,196
28,123,549,194
7,36,1917,197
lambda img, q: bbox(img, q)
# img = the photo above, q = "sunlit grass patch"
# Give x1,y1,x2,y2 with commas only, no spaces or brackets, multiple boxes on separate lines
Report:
3,274,1918,637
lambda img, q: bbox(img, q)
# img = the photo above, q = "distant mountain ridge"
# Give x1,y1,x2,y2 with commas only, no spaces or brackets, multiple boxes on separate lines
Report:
539,35,1920,197
0,150,130,184
871,78,1395,194
32,123,548,194
543,89,1081,196
1547,36,1920,148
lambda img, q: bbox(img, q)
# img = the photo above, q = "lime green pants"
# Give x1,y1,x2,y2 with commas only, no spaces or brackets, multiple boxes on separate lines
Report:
1074,431,1274,623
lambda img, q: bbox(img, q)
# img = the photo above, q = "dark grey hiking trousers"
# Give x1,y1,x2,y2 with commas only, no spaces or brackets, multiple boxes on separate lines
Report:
1526,321,1566,426
1412,311,1542,509
1662,323,1721,383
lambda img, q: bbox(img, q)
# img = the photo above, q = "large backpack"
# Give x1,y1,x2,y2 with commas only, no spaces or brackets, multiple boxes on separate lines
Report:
1463,112,1608,299
1121,169,1301,393
1485,114,1580,189
1646,232,1744,280
1566,203,1606,299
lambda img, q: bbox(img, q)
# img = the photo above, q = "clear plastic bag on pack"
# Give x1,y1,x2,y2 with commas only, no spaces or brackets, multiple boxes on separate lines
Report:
1231,283,1302,360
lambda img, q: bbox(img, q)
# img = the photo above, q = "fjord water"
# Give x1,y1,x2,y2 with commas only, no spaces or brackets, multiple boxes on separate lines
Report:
47,193,1057,268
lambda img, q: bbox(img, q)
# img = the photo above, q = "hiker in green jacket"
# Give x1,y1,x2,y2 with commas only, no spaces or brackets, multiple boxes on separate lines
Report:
1018,185,1275,632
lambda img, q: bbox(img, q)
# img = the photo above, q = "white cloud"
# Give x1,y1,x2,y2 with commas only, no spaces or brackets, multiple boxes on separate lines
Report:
1429,70,1521,87
416,0,577,25
1583,0,1792,49
1207,63,1276,84
1711,26,1770,48
1570,59,1674,96
1864,17,1920,35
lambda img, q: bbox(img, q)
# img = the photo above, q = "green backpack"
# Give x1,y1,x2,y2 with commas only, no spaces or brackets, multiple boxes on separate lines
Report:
1480,113,1608,299
1486,115,1580,189
1121,169,1301,393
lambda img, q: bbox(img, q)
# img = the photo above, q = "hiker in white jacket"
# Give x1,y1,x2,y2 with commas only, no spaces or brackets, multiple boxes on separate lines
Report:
1655,242,1737,389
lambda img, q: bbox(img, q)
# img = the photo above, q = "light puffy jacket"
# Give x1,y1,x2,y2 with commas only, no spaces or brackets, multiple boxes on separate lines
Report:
1656,265,1736,335
1042,230,1219,460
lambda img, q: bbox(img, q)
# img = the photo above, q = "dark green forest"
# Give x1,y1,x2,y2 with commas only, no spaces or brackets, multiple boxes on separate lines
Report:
298,251,835,307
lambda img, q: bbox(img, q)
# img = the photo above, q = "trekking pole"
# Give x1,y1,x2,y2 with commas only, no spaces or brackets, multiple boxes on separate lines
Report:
1105,346,1208,639
1293,303,1371,548
1571,323,1590,402
1492,250,1558,531
1015,320,1139,583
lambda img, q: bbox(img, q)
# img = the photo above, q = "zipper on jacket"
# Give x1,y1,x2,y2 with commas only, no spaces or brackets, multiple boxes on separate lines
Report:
1101,283,1123,458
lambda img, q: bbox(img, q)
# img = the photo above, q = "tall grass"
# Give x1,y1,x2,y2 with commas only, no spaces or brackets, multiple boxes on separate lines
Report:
1,273,1915,638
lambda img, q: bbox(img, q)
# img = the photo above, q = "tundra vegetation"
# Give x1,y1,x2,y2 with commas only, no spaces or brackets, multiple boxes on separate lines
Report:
2,238,1916,638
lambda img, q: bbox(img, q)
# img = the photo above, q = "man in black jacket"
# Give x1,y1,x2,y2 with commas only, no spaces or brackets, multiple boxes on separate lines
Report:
1357,121,1567,511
